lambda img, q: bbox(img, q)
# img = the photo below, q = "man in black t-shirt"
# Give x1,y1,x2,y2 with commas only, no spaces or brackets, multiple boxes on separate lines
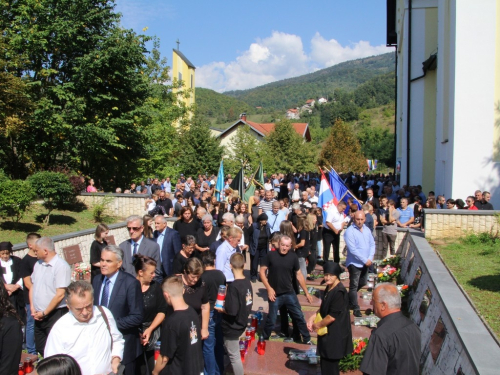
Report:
153,277,204,375
156,191,173,217
200,252,226,375
19,233,41,355
260,236,315,344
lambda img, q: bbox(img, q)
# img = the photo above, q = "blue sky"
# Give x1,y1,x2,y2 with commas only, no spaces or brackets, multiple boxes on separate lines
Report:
115,0,391,92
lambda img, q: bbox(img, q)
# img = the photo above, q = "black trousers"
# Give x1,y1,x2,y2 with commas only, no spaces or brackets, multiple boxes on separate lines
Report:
250,248,267,280
322,229,341,263
320,357,340,375
306,248,317,274
279,305,300,339
35,307,68,356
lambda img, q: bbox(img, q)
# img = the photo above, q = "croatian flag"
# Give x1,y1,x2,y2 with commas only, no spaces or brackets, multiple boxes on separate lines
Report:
318,171,335,224
329,168,362,214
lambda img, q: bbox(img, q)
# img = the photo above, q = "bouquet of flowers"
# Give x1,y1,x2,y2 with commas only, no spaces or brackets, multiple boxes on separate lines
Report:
379,256,401,268
339,338,369,372
397,284,409,297
377,265,400,282
72,262,91,280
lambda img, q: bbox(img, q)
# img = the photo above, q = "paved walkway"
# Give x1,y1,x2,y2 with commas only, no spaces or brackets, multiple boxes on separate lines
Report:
224,256,371,375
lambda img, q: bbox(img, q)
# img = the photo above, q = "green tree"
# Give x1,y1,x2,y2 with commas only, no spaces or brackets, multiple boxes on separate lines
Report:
357,126,395,167
136,37,191,180
28,171,74,225
225,126,263,176
0,0,178,188
0,179,36,222
179,116,224,176
318,119,366,173
262,119,317,173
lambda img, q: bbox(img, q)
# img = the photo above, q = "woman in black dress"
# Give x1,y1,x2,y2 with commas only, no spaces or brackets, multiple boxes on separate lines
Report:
195,214,220,257
134,254,168,375
0,281,23,375
0,241,25,322
172,235,196,274
173,207,199,242
307,262,353,375
89,224,109,283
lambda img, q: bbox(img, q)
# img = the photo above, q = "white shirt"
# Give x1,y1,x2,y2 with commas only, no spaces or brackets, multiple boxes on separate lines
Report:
325,206,345,231
45,306,124,375
1,258,23,287
32,254,71,311
309,195,318,204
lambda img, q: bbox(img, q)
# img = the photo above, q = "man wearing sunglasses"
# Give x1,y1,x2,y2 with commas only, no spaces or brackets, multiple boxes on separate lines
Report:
119,215,161,281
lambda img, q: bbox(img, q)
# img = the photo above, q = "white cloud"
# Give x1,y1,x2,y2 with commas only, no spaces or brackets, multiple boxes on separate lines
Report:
197,31,309,92
310,32,388,67
197,31,389,92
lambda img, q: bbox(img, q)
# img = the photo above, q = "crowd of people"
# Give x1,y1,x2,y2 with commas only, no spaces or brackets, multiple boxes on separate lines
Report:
0,171,495,375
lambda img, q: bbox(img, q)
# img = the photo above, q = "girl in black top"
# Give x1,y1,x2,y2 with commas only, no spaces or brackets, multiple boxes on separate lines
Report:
173,207,199,242
295,214,311,280
0,282,23,375
143,214,154,239
307,262,353,375
134,255,168,375
89,223,109,283
172,235,196,275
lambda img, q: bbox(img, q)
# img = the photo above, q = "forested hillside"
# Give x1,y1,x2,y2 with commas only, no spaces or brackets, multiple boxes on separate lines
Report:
196,88,253,123
222,52,395,110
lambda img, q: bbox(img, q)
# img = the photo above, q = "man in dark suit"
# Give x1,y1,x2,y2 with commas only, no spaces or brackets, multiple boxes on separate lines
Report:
93,245,144,375
153,215,182,278
119,215,161,280
366,188,379,209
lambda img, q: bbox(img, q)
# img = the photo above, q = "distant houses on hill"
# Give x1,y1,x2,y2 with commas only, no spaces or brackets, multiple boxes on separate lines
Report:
285,97,328,120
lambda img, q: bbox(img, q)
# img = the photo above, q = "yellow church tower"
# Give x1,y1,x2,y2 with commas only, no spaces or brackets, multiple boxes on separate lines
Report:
172,40,195,124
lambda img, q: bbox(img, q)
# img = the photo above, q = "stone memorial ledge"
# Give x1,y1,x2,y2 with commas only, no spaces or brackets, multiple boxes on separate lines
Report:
400,232,500,375
423,209,500,240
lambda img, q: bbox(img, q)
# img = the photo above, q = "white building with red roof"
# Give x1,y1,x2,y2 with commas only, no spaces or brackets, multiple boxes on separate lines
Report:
211,113,311,156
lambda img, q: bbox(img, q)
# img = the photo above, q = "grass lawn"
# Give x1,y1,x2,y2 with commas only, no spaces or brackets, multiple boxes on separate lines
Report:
434,234,500,338
0,202,121,245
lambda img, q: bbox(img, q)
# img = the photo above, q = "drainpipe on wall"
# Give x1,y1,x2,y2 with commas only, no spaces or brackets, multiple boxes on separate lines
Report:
406,0,412,186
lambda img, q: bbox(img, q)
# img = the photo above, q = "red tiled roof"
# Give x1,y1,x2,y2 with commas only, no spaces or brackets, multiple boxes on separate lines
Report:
287,108,298,113
306,99,315,104
246,120,310,141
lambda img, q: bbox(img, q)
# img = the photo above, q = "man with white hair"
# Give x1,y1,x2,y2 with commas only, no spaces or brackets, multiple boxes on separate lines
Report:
30,237,71,356
360,283,420,375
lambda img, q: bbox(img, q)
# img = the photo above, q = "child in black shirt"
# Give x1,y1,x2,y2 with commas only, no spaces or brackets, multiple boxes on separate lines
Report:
153,277,204,375
216,253,253,375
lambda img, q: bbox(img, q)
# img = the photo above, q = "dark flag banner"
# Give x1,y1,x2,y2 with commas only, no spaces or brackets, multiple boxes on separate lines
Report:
230,167,245,199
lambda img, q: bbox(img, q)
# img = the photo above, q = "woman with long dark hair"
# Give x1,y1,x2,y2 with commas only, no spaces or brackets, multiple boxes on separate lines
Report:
133,255,167,374
89,223,109,283
0,281,23,375
173,207,199,241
